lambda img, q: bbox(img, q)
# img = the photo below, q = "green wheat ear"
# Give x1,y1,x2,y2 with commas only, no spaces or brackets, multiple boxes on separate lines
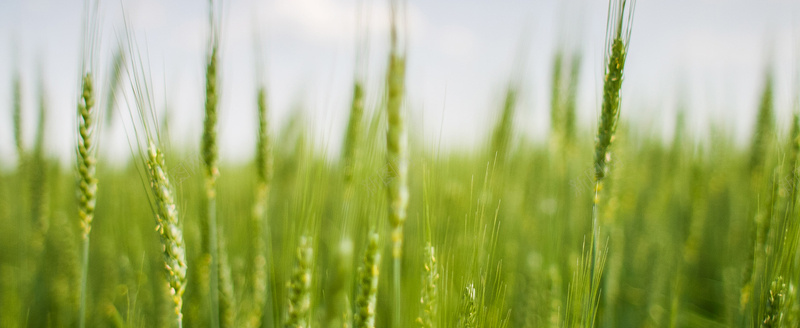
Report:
417,243,438,328
763,277,786,327
354,232,381,328
285,236,313,328
458,283,478,328
145,140,188,327
749,69,775,173
343,81,365,185
77,72,98,328
77,73,98,241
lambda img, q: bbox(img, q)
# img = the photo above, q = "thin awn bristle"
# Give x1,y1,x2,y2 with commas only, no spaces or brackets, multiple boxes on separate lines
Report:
104,47,125,125
354,232,381,328
550,50,565,146
564,53,582,148
490,86,518,160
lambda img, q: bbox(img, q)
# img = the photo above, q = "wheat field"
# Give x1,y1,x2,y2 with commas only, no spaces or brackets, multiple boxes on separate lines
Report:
1,0,800,327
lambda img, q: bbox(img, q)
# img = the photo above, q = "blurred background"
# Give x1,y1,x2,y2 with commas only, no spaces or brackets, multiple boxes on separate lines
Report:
0,0,798,167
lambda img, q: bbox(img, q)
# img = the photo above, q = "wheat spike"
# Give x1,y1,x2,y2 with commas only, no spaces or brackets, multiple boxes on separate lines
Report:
145,140,188,327
417,243,438,328
285,236,313,328
354,233,381,328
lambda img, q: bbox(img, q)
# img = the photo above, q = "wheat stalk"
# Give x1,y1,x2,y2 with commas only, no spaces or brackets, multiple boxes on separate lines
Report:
588,0,636,325
246,86,272,328
385,1,408,325
202,3,221,325
77,72,98,328
31,77,50,238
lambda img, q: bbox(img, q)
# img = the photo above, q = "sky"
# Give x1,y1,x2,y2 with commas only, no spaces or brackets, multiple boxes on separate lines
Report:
0,0,799,168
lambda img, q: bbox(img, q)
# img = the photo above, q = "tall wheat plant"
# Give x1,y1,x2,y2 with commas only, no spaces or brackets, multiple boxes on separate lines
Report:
76,2,101,326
